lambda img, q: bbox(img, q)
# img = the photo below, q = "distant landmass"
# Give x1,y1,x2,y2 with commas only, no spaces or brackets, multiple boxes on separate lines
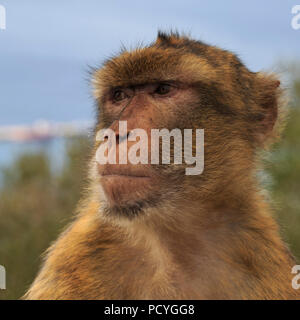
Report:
0,120,92,142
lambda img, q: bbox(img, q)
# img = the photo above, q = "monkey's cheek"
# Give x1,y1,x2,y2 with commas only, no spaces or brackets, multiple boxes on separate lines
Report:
100,176,153,206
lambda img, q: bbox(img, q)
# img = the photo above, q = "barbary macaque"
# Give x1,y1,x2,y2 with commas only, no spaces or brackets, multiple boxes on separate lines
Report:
24,31,299,300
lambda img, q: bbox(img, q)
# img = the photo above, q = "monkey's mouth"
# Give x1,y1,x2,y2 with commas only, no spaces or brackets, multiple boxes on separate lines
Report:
101,173,150,179
98,164,152,179
100,174,152,185
98,164,155,206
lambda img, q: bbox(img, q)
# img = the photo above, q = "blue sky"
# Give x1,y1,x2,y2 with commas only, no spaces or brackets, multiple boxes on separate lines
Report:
0,0,299,125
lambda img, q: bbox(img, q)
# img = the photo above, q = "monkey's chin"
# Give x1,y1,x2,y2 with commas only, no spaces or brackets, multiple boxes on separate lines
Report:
99,175,158,218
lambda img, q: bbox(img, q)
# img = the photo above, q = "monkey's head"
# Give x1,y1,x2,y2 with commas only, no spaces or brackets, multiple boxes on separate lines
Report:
91,31,284,219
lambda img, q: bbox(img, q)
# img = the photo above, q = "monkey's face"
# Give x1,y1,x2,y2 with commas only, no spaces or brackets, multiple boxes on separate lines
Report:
94,82,201,216
92,33,281,217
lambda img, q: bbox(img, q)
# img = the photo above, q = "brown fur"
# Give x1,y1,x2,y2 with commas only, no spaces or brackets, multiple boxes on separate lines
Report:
24,32,299,300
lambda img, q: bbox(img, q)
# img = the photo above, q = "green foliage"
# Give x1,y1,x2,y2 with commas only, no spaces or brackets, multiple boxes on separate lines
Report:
264,74,300,261
0,137,91,299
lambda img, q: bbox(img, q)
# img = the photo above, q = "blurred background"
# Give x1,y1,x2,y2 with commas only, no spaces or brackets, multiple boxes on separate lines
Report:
0,0,299,299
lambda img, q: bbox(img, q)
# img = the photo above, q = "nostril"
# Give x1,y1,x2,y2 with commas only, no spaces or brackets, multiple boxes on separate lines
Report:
116,132,130,144
104,135,109,141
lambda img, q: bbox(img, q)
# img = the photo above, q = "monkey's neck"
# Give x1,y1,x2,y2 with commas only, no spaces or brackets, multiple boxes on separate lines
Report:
100,176,277,265
26,185,295,300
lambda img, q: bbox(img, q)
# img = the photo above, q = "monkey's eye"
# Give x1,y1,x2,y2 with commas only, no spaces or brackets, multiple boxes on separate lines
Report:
112,89,127,102
154,84,172,95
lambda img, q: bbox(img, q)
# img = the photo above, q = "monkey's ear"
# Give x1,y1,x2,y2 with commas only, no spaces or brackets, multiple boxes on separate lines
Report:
252,73,286,147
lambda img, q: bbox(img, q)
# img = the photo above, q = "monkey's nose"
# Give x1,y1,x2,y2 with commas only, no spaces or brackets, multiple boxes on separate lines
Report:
115,132,130,144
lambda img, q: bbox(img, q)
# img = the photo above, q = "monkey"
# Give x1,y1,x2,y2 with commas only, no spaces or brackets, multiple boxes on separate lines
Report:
24,31,299,300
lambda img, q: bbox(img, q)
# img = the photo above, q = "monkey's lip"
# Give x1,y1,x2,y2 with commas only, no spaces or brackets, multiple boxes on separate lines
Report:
98,165,152,179
98,165,155,204
101,174,150,179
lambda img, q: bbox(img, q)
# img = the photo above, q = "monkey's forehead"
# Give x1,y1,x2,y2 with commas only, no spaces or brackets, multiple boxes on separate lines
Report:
91,42,252,100
93,48,213,86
